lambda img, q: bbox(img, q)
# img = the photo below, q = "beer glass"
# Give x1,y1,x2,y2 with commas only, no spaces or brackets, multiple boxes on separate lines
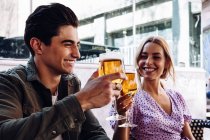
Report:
118,70,137,127
99,52,126,121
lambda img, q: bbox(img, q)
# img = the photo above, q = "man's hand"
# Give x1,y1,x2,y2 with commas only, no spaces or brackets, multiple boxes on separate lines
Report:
75,71,126,111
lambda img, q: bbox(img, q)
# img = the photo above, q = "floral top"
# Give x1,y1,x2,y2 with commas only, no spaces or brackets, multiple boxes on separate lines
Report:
110,89,192,140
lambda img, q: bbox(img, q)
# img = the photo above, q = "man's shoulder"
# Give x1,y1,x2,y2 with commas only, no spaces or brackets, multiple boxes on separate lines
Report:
61,73,81,86
61,73,81,94
62,73,80,81
0,65,27,80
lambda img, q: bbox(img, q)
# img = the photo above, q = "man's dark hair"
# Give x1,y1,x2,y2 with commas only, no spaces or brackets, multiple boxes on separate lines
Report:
24,3,79,56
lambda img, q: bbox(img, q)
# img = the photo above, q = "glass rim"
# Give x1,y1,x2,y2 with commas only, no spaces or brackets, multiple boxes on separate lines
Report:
99,52,123,61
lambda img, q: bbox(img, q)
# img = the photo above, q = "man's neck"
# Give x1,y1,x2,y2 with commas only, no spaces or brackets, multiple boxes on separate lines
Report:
35,58,61,94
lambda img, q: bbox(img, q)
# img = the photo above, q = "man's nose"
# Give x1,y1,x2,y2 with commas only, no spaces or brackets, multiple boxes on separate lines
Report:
71,46,81,59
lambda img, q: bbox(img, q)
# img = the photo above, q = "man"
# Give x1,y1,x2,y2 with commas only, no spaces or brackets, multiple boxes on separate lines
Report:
0,3,125,140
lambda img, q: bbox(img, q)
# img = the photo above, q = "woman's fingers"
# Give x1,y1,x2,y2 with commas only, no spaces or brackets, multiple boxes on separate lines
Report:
118,101,133,115
117,94,133,114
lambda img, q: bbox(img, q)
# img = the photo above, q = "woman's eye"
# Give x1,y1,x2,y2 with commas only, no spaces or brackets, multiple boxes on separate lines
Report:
153,56,161,59
140,55,147,59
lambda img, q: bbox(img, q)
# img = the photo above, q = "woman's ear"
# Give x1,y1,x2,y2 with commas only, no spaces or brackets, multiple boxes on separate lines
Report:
136,67,141,77
164,57,170,68
30,37,43,55
161,59,170,78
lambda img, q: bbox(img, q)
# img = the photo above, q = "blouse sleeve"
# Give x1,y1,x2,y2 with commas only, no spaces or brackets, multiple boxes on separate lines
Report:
109,102,117,129
175,91,192,122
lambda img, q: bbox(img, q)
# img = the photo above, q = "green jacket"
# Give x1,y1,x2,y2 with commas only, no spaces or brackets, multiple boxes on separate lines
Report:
0,58,109,140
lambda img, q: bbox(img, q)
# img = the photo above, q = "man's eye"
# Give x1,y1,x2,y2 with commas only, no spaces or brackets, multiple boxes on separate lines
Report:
77,44,81,49
63,43,80,49
64,43,73,48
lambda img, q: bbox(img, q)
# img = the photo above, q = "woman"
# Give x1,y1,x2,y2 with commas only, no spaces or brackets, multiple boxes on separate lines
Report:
112,36,195,140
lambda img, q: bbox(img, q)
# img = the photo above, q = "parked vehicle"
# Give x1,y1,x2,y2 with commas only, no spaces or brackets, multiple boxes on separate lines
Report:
0,36,118,60
0,36,30,59
0,36,119,70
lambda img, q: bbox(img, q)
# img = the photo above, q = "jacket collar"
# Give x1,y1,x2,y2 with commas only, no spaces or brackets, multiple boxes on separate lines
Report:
24,57,79,103
26,57,39,81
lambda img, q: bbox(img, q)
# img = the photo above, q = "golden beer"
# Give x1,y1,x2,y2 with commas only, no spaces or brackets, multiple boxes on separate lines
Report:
121,72,137,96
99,59,123,84
99,53,127,121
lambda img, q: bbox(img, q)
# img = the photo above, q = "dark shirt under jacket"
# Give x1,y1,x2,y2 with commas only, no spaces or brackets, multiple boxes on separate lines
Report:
0,58,109,140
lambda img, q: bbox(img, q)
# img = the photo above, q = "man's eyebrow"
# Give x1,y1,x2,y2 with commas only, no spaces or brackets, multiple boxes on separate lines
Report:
61,40,80,45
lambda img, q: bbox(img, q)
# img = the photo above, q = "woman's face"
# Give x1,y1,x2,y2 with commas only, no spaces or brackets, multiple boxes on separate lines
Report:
137,42,166,81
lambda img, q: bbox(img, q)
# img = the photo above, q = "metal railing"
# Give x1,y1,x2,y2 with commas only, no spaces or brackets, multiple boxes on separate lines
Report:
78,45,138,65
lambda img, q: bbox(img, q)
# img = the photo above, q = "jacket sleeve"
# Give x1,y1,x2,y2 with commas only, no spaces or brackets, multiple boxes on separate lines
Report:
0,74,86,140
79,110,110,140
69,74,110,140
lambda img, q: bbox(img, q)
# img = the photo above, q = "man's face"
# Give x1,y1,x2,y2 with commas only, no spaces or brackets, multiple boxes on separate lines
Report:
40,25,80,75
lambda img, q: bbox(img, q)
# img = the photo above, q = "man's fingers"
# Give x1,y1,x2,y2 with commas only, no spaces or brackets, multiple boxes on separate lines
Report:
112,90,121,98
104,72,126,81
88,70,99,81
112,83,122,90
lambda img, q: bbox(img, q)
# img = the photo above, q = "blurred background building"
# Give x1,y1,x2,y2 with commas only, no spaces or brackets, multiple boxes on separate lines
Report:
0,0,202,67
203,0,210,76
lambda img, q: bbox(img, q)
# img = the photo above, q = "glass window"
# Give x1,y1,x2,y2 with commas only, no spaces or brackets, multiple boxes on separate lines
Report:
77,0,201,66
0,37,30,59
0,0,202,67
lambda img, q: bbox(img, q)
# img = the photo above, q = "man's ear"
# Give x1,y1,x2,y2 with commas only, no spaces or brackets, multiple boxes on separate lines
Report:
30,37,43,55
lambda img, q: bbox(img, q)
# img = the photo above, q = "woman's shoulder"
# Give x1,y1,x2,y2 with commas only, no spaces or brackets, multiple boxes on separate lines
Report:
165,89,186,102
136,89,145,95
133,89,145,99
165,88,181,95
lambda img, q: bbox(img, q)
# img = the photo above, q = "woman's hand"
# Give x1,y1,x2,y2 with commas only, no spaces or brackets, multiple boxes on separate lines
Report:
116,93,133,115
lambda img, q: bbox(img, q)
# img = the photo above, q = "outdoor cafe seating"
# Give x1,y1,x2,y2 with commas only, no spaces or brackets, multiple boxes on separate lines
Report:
190,119,210,140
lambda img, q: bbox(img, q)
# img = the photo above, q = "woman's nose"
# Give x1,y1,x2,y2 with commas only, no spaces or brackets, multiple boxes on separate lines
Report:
145,57,152,65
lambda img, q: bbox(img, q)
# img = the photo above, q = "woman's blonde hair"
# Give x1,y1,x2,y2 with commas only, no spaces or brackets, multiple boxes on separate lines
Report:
135,36,175,87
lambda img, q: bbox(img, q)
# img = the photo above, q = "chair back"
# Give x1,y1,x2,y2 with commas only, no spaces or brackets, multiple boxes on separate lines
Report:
190,119,204,140
190,119,210,140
